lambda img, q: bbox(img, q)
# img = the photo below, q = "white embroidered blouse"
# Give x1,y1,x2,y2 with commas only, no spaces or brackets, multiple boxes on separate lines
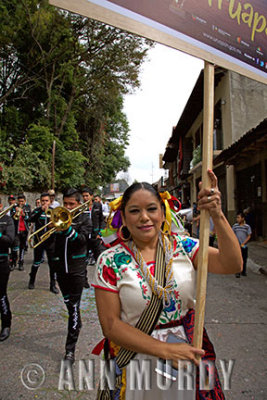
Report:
92,235,199,327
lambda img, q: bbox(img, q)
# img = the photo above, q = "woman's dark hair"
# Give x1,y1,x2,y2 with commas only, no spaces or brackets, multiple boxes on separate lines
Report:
119,182,165,240
120,182,163,215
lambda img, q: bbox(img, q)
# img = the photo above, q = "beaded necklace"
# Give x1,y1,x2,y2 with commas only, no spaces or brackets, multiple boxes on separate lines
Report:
128,233,175,307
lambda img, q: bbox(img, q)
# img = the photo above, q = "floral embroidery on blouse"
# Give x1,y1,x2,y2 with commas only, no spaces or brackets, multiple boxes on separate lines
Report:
181,237,198,254
102,263,117,286
173,235,198,258
94,236,198,323
98,251,132,284
114,252,131,267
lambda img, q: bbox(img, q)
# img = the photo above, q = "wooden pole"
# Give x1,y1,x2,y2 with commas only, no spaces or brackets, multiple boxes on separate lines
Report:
51,140,56,190
193,62,215,351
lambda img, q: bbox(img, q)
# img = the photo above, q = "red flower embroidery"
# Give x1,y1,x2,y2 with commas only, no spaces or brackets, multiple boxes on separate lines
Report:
102,265,117,286
137,272,142,280
174,290,180,299
142,284,148,294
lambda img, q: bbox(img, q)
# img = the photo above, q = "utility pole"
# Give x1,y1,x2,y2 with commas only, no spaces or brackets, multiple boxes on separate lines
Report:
51,140,56,190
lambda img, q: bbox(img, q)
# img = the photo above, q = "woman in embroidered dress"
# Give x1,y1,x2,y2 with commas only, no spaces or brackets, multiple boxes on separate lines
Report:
92,170,242,400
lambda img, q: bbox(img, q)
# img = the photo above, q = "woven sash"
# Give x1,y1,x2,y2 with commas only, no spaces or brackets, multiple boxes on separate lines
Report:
115,239,166,369
97,240,167,399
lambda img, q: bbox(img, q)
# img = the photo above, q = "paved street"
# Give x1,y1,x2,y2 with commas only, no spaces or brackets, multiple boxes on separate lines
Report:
0,244,266,400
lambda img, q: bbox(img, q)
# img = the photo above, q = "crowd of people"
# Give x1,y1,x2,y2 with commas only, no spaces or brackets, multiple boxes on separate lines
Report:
0,188,107,363
0,171,245,398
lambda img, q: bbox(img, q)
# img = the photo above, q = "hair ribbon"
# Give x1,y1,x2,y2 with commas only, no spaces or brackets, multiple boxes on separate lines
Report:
159,191,172,234
108,196,122,212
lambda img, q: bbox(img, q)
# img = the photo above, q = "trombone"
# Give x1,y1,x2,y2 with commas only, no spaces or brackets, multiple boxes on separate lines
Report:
0,204,15,219
28,199,90,249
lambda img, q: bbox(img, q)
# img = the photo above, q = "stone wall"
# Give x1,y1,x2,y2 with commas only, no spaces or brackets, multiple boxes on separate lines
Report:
0,192,63,209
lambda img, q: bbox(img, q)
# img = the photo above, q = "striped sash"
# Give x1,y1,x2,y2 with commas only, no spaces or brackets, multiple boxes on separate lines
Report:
97,239,166,400
116,239,166,368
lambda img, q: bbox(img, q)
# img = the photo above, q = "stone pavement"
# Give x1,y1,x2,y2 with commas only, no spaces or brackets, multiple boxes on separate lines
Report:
0,245,266,400
247,241,267,275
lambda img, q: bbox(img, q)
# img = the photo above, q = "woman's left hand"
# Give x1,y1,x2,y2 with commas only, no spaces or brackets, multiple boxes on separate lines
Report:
197,169,223,220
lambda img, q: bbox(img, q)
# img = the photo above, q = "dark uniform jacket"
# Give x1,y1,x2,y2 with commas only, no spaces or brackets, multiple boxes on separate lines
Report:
10,204,31,233
0,215,15,271
91,202,105,237
30,206,54,249
52,212,91,274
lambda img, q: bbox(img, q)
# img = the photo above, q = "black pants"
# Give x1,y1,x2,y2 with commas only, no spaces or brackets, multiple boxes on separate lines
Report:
241,246,248,274
0,269,12,328
89,236,106,262
11,231,28,265
209,235,215,247
57,269,85,353
30,244,56,284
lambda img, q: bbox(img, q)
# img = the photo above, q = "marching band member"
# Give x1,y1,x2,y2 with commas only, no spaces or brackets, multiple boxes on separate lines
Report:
10,194,31,271
52,188,91,363
4,195,16,216
0,197,15,341
82,188,105,264
28,192,59,294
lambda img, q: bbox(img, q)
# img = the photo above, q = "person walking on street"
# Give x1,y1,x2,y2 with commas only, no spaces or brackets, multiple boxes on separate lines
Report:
52,188,91,364
79,191,93,288
102,199,110,222
28,192,59,294
0,197,15,341
232,212,252,278
10,194,31,271
4,195,16,216
48,189,60,209
92,170,242,399
82,188,105,264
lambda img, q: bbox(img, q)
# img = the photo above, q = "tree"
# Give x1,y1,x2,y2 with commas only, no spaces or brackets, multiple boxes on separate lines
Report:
0,0,153,192
1,144,51,192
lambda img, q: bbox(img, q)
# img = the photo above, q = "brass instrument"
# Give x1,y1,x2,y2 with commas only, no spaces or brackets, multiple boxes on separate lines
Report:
0,204,15,219
28,199,90,249
13,206,23,220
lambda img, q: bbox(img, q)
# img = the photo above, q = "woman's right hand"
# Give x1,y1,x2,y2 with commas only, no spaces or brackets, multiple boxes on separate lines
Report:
161,342,205,367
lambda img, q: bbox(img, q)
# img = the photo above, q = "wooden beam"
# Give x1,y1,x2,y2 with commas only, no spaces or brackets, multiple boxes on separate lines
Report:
193,62,214,352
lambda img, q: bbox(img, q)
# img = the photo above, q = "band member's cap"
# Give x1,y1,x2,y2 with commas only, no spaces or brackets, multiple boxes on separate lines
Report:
8,195,16,200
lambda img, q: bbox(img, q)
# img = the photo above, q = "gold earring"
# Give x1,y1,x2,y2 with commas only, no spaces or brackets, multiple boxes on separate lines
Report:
118,225,132,241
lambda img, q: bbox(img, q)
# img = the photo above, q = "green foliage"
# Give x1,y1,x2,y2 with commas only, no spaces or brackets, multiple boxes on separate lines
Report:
191,145,202,167
1,144,51,192
55,150,87,190
0,0,153,191
26,124,54,162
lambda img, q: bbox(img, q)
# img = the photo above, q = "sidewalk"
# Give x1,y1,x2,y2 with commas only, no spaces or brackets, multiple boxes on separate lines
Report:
247,240,267,274
0,250,266,399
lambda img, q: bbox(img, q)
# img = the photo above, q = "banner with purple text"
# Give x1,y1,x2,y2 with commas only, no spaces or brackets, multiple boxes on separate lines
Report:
50,0,267,83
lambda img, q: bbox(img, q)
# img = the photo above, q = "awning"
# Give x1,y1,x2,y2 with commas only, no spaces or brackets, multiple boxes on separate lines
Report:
214,118,267,165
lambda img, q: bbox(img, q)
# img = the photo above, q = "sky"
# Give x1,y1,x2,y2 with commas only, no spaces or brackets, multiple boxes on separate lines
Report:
120,42,203,184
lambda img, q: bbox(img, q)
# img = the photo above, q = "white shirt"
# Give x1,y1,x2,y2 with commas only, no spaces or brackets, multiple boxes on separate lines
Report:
50,200,60,209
